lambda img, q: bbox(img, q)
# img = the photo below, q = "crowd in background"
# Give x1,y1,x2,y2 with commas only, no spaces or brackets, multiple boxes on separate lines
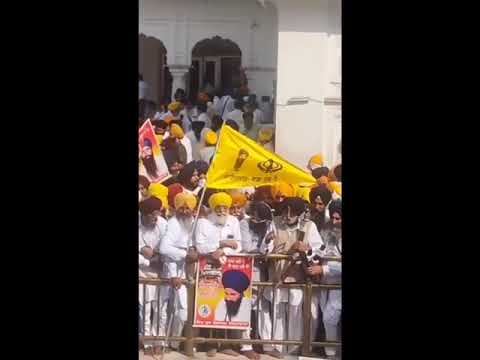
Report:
139,83,342,360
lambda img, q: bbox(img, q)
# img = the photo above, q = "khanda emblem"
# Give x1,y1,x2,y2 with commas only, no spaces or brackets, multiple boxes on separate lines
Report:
233,149,250,171
258,159,283,173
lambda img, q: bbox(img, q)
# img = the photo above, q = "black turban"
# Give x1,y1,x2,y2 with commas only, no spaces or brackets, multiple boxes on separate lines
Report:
279,197,308,217
328,199,342,217
309,185,332,205
177,161,197,186
311,166,330,179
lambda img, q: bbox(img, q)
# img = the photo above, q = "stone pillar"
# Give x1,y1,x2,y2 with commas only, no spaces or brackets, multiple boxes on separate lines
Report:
169,66,189,100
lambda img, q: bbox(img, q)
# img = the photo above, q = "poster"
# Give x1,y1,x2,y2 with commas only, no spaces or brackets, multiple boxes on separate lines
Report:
139,119,170,183
193,255,254,330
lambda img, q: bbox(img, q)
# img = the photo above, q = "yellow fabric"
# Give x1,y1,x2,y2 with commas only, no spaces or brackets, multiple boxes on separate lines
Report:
155,134,164,145
170,123,185,139
206,125,315,189
168,102,182,112
208,192,232,209
258,127,274,142
296,187,311,203
308,154,324,169
148,183,169,209
174,192,197,210
205,131,217,145
329,181,342,197
271,182,295,199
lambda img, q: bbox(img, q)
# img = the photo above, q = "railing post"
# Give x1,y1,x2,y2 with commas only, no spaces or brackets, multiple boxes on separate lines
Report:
302,281,313,356
184,279,195,357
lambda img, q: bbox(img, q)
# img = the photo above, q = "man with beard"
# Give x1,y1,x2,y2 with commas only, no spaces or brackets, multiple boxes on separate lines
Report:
229,192,248,222
195,192,256,358
307,199,342,359
215,270,251,322
161,137,187,186
195,192,242,258
139,197,168,355
263,197,325,355
139,138,170,184
309,185,333,232
270,182,295,214
176,161,200,194
158,192,198,351
240,201,281,358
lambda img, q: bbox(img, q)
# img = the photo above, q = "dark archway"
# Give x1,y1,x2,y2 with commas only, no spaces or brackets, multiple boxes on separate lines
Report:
189,36,242,100
139,34,171,108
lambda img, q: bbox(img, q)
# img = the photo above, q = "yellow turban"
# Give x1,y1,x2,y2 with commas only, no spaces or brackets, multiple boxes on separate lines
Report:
148,183,169,209
230,192,247,207
205,130,217,146
258,127,274,142
174,192,197,210
296,187,311,203
163,115,175,125
271,182,295,199
329,181,342,197
208,192,232,209
308,154,324,169
168,101,182,112
170,123,185,139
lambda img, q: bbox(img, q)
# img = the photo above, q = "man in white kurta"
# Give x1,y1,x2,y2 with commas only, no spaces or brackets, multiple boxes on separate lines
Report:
225,100,245,132
308,199,342,359
194,192,260,360
263,197,325,355
158,192,198,350
139,197,168,354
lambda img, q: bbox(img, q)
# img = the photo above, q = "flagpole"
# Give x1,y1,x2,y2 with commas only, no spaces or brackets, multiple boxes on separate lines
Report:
189,116,227,247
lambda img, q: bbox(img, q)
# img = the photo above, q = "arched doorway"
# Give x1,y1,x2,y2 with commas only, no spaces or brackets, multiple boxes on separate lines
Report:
189,36,242,100
138,34,172,107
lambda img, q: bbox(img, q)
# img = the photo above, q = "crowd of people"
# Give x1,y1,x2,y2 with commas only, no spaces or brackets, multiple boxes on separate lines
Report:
139,87,342,360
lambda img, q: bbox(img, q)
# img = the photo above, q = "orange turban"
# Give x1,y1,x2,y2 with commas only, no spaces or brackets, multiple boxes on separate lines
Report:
270,182,295,199
230,192,247,208
174,192,197,210
170,123,185,139
164,115,176,125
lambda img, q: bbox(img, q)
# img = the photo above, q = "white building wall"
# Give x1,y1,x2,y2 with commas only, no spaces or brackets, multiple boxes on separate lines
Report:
272,0,341,169
139,0,278,105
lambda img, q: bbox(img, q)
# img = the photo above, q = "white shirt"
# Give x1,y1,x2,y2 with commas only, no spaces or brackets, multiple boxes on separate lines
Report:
185,130,203,161
139,217,168,302
179,136,193,163
194,215,242,255
225,109,245,132
180,109,192,133
253,108,264,125
200,146,216,164
159,216,192,309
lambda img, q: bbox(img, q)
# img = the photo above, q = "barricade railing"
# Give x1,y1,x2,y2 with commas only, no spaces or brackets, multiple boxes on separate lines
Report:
139,254,341,357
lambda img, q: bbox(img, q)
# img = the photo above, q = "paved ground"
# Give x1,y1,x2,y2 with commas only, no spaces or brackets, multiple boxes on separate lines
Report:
139,351,327,359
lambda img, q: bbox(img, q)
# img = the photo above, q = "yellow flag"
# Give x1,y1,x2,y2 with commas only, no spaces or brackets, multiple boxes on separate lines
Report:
206,125,316,189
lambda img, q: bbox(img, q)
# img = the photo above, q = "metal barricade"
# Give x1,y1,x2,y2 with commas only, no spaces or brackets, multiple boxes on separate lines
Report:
139,254,341,357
